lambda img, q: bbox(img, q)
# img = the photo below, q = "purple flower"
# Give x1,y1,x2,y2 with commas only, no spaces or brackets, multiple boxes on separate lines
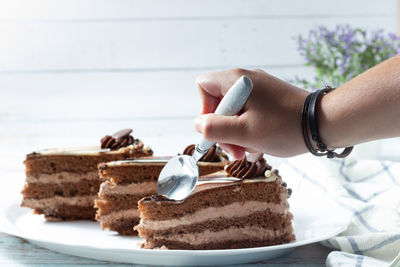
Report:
388,33,400,41
340,30,355,43
294,24,400,90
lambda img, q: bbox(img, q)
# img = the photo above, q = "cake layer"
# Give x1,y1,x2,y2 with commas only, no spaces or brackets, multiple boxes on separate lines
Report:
36,206,96,221
22,195,96,209
98,208,139,224
107,218,140,236
137,175,294,249
99,181,157,196
25,144,152,175
95,181,157,216
98,159,226,184
141,228,295,250
150,225,292,245
98,160,164,184
138,200,288,231
22,195,97,221
138,176,285,220
95,181,156,235
21,179,101,199
137,209,293,237
26,170,98,183
136,157,295,250
95,197,145,216
21,130,154,222
95,157,228,236
22,196,97,220
197,164,228,177
98,210,140,235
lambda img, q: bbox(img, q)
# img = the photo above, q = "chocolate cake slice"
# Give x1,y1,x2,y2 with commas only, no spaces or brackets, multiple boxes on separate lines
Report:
135,155,295,250
21,129,153,221
95,144,228,235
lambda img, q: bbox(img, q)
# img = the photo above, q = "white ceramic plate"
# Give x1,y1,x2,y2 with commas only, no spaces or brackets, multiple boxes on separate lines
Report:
0,187,351,266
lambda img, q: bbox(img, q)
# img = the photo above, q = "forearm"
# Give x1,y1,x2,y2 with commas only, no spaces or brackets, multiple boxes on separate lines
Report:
319,54,400,148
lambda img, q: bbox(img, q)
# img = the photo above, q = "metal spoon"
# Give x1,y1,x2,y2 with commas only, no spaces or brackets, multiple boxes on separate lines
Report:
157,75,253,200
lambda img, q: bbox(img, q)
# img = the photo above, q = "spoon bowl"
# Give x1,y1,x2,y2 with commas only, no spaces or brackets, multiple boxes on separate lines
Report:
157,155,198,200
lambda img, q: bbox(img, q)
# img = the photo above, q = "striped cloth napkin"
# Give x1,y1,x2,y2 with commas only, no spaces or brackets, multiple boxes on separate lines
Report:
280,148,400,267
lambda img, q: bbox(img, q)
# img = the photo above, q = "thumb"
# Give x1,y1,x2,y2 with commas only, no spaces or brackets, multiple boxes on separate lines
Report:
194,114,246,145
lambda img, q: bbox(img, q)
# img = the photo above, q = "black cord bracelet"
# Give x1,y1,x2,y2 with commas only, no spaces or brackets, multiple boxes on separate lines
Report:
301,85,354,159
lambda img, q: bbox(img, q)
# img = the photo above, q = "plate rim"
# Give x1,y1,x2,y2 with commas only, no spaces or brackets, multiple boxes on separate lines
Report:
0,200,351,255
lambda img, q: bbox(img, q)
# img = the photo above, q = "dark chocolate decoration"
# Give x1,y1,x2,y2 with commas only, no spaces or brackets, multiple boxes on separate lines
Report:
182,144,195,156
182,144,227,162
113,129,133,140
225,156,271,179
100,128,135,150
100,135,119,150
287,188,293,197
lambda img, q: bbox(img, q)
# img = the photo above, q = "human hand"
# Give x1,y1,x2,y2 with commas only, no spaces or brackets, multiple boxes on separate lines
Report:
194,68,309,159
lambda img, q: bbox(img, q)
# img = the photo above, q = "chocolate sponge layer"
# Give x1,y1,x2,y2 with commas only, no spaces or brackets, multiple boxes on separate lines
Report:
95,159,227,236
21,145,153,221
136,171,295,250
138,179,286,220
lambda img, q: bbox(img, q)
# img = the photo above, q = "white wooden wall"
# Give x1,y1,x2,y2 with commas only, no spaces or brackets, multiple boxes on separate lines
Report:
0,0,397,119
0,0,398,169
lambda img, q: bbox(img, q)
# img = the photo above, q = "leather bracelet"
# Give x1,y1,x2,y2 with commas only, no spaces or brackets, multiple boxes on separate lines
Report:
301,86,354,158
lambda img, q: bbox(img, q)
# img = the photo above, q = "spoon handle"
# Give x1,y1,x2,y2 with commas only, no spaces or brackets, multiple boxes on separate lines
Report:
194,76,253,161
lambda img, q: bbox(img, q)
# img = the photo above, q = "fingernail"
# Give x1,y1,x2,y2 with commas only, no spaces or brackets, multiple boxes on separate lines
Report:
194,116,204,133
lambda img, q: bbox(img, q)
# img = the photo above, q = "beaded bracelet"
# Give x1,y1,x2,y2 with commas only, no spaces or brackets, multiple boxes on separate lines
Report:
301,85,353,158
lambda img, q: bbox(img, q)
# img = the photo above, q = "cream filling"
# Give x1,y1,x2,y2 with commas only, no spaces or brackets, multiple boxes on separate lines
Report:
36,146,110,155
22,195,96,209
105,158,225,167
197,177,242,184
196,172,279,187
106,158,170,166
26,171,99,184
153,225,292,245
98,209,139,224
139,200,289,231
33,142,151,156
100,181,157,195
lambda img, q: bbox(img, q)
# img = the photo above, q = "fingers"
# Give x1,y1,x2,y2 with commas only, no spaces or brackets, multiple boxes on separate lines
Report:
196,68,250,114
196,84,220,114
219,143,246,160
194,113,247,145
219,143,261,160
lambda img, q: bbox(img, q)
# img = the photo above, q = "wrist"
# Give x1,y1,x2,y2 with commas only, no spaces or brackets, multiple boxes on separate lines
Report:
318,89,350,148
302,87,353,158
289,90,311,156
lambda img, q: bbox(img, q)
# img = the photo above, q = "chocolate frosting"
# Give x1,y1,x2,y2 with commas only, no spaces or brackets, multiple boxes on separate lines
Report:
183,144,227,162
225,155,271,179
100,128,135,150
